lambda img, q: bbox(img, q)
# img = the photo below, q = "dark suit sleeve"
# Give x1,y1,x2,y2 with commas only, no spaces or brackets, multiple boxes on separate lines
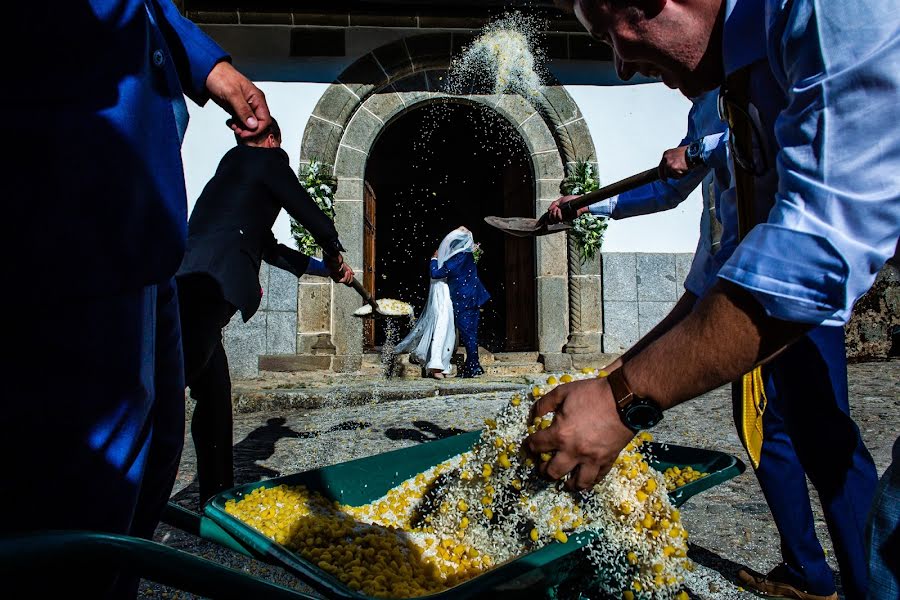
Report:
265,160,344,256
430,258,451,279
261,231,312,277
151,0,229,104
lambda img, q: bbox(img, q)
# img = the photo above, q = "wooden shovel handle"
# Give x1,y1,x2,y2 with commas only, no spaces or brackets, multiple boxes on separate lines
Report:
350,277,380,311
539,167,661,225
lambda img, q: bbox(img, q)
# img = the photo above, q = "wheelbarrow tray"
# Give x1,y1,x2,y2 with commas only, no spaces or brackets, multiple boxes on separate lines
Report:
205,430,744,600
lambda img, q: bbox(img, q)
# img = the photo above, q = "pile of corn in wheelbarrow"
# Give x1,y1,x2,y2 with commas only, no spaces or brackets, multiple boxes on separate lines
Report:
0,369,743,600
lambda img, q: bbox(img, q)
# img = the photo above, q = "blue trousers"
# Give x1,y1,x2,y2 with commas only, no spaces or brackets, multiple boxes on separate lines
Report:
866,436,900,599
732,326,878,599
455,307,482,375
1,278,185,597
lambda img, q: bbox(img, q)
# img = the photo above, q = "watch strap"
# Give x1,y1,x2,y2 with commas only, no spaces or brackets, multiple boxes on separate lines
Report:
606,367,634,410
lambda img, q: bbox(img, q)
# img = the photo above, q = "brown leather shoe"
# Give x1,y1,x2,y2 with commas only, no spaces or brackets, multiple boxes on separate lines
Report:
737,567,837,600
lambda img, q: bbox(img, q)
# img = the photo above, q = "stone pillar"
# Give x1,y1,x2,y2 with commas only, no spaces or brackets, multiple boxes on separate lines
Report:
563,234,603,352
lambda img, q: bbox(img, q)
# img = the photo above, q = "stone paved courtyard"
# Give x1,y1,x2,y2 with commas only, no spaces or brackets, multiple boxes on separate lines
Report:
140,359,899,599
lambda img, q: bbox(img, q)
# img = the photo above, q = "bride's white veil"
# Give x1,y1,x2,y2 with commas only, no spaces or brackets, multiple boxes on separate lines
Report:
436,227,474,268
396,228,472,372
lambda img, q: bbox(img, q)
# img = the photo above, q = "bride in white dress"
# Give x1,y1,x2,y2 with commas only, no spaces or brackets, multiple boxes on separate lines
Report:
395,228,474,378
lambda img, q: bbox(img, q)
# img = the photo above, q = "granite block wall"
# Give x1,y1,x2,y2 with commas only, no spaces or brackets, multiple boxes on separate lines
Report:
601,252,694,353
223,262,299,378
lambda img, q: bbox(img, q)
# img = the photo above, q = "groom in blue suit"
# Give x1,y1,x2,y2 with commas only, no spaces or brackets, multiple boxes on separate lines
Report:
431,228,491,378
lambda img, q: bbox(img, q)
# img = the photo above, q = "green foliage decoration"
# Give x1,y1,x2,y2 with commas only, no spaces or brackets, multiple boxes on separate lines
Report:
290,159,337,256
560,160,608,264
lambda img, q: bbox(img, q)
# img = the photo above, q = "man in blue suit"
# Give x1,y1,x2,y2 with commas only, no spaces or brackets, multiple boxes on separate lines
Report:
4,2,272,596
431,227,491,378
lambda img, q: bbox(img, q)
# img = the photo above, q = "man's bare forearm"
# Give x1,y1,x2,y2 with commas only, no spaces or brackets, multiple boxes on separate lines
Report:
618,291,697,365
623,280,810,409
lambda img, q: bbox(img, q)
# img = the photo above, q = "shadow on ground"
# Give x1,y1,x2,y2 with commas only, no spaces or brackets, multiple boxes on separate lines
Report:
384,420,465,443
172,417,371,507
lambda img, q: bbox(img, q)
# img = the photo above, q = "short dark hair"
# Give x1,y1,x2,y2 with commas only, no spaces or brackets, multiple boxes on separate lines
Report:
234,117,281,145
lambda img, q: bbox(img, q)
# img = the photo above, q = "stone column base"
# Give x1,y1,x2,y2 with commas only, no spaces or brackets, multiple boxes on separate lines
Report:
332,354,363,373
541,351,621,373
562,331,602,355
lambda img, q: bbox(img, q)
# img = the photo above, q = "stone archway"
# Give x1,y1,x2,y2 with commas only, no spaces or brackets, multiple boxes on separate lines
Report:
296,33,600,372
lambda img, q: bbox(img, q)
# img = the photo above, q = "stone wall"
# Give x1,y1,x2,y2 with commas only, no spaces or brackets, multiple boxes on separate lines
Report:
601,252,694,353
845,261,900,360
223,262,299,378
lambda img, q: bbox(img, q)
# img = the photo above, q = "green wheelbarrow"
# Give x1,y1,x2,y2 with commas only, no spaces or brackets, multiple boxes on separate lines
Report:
0,431,744,599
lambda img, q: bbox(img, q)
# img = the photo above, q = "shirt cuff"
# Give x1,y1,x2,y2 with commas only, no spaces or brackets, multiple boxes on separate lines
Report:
588,195,617,218
699,132,727,167
305,257,330,278
716,224,851,325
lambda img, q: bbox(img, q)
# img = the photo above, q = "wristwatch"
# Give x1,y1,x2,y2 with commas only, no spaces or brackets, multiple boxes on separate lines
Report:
605,368,663,432
685,139,705,170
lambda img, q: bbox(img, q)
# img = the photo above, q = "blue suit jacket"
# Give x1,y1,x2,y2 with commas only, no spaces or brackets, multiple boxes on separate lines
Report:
11,1,227,299
430,253,490,310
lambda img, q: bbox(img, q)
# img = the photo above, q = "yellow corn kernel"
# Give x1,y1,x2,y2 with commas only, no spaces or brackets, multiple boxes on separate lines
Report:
598,369,609,378
619,501,633,515
484,418,496,428
581,367,594,374
493,438,505,448
511,478,522,490
623,592,634,600
540,418,552,430
626,551,638,565
457,500,469,512
560,374,573,383
482,464,492,478
459,516,469,530
643,478,657,493
485,484,495,496
632,581,642,592
663,545,676,557
642,514,655,529
530,528,539,542
547,375,558,385
511,395,521,406
676,591,689,600
540,452,553,462
554,530,568,544
652,563,664,574
498,453,511,468
524,458,534,468
481,495,492,506
671,509,681,522
483,508,493,520
636,490,648,502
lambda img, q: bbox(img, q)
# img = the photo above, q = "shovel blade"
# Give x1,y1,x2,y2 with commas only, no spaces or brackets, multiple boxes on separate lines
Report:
484,216,572,238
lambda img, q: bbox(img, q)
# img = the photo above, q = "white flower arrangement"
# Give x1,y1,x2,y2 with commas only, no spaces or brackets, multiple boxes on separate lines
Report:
290,159,337,257
561,160,608,264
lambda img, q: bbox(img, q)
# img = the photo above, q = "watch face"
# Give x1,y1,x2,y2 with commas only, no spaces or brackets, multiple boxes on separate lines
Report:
625,401,663,430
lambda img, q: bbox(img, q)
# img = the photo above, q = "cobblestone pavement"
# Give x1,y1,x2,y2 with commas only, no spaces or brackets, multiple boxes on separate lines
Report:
140,360,899,599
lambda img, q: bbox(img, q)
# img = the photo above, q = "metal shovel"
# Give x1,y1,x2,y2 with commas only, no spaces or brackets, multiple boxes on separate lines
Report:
349,277,388,319
485,167,660,237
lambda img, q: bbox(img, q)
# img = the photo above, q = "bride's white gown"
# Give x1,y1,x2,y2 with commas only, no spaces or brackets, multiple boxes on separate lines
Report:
395,279,456,373
395,228,474,374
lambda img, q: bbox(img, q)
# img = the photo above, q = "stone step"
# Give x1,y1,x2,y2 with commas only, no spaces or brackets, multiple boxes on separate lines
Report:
483,362,544,376
491,352,539,363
